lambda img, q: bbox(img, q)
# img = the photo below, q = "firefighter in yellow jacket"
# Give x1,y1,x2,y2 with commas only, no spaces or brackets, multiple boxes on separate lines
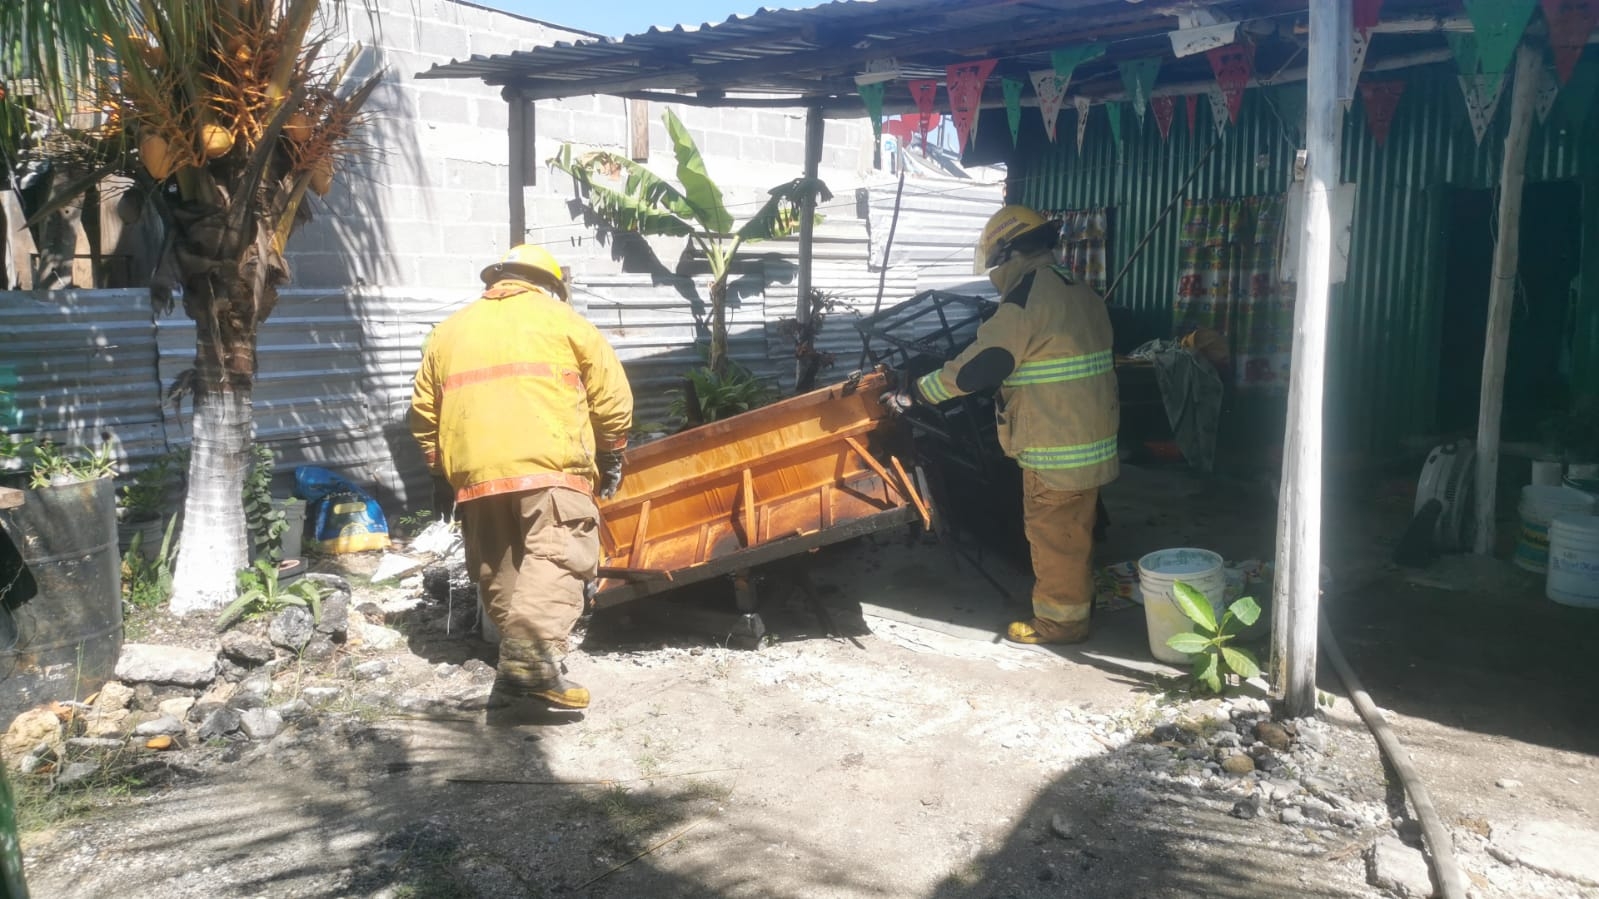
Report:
411,245,633,708
886,206,1119,645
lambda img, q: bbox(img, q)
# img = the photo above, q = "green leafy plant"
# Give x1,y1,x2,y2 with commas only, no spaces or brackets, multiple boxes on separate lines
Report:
1164,581,1262,694
393,508,434,539
122,515,179,610
26,438,117,488
119,448,187,522
243,444,287,563
216,558,323,632
551,108,830,377
667,361,774,425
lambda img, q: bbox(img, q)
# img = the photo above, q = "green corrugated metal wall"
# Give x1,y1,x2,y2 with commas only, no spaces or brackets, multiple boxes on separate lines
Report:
1011,62,1598,458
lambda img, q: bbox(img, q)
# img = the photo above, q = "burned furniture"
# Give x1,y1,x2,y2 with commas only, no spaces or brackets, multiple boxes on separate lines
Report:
593,368,931,645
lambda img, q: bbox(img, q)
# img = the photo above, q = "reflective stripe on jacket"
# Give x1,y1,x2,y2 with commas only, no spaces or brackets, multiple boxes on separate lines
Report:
914,253,1119,491
410,279,634,503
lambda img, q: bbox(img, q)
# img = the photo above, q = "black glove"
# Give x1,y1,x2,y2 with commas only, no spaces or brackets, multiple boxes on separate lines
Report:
596,451,625,499
880,390,915,415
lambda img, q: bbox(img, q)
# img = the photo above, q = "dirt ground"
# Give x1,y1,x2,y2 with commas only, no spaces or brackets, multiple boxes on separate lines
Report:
13,465,1599,898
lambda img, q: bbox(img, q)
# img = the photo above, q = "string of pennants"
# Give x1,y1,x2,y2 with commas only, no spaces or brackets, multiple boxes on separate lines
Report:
861,0,1599,157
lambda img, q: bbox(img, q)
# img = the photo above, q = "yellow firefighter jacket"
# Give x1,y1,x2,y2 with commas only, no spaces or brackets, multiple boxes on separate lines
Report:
410,279,634,503
914,251,1119,491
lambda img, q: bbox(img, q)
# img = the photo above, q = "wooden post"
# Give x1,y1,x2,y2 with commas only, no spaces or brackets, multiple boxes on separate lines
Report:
796,104,825,327
1271,0,1345,718
627,99,650,162
1473,44,1542,556
504,86,533,247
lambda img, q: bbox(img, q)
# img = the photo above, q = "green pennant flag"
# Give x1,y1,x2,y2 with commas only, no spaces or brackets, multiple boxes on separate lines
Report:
1447,32,1480,79
1107,100,1123,160
1002,77,1025,146
859,82,886,140
1463,0,1538,91
1051,43,1106,81
1270,82,1307,135
1118,57,1162,126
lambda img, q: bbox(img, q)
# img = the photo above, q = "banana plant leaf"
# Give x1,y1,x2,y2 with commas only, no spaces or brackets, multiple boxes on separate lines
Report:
737,177,833,242
550,145,697,237
662,108,732,236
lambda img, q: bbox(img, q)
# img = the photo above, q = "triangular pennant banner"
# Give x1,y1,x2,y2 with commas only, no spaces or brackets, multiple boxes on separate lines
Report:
1152,95,1176,142
1447,33,1480,80
1542,0,1599,84
1536,65,1560,122
1185,93,1198,137
1346,30,1371,109
1206,39,1255,123
946,58,998,151
1271,83,1307,141
1107,100,1124,159
1205,81,1231,134
1463,0,1538,89
1118,57,1162,126
1074,96,1091,154
907,79,939,156
1556,56,1599,125
1358,79,1405,147
1002,77,1025,146
1353,0,1385,36
1051,43,1106,80
1459,73,1507,144
858,82,886,141
1031,69,1071,143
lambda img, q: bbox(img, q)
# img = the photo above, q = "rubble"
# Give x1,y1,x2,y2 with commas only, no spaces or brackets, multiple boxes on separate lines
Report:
1489,819,1599,887
220,632,276,667
2,706,65,765
268,606,316,652
115,643,219,687
1367,836,1437,898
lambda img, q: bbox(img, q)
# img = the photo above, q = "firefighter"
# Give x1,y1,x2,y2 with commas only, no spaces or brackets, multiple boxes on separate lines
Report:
411,245,633,708
885,206,1119,645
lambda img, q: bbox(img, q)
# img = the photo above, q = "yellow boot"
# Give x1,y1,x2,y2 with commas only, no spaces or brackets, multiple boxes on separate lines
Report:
1005,617,1090,645
498,639,591,709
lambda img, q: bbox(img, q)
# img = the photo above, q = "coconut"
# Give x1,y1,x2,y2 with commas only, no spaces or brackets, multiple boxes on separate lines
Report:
139,134,175,180
284,112,313,144
201,123,235,159
309,157,335,196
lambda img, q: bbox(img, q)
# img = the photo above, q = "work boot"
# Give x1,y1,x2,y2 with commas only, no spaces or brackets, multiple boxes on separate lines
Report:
497,639,591,709
1005,617,1090,645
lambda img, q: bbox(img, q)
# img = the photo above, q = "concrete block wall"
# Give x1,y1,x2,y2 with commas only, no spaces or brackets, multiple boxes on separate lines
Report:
286,0,876,292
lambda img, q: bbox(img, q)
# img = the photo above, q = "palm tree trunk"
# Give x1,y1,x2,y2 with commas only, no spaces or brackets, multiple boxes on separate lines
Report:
167,214,263,613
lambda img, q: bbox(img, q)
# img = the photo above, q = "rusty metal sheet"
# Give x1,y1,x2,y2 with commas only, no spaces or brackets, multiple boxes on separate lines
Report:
593,368,925,605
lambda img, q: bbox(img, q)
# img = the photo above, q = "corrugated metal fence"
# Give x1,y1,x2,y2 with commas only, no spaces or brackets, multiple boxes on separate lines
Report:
0,175,999,507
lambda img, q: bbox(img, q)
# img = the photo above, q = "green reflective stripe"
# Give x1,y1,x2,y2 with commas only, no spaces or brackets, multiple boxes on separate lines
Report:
1004,349,1112,386
1015,437,1119,470
916,371,954,403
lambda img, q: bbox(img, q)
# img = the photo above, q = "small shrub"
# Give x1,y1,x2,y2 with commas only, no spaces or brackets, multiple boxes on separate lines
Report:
668,363,774,425
122,516,179,611
243,444,287,562
217,559,324,632
1164,581,1262,694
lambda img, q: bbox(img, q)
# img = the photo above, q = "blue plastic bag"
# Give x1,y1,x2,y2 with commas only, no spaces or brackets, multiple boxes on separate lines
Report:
294,466,390,553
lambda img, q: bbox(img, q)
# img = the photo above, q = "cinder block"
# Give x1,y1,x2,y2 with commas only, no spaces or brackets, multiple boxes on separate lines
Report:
287,252,361,288
443,160,504,192
474,99,510,131
419,90,473,125
417,23,470,62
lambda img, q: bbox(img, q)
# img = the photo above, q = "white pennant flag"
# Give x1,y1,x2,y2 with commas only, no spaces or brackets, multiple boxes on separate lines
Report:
1032,69,1070,143
1344,30,1371,111
1074,96,1091,153
1460,73,1507,145
1205,81,1230,135
1535,66,1560,123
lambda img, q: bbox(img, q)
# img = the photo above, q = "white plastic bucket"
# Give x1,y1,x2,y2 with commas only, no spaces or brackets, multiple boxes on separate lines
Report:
1547,513,1599,608
1514,486,1596,574
1139,548,1227,664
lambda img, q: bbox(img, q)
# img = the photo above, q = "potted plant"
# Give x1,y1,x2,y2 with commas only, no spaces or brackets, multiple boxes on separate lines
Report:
0,436,123,727
117,448,185,562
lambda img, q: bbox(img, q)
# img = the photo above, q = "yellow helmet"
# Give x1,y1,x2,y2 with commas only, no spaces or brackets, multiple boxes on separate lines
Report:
479,244,568,299
977,205,1052,270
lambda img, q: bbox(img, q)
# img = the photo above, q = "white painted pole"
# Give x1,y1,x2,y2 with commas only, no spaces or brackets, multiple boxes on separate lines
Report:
1271,0,1344,718
1473,44,1542,556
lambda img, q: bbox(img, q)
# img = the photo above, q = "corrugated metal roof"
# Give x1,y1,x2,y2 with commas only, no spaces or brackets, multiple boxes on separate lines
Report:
415,0,1281,104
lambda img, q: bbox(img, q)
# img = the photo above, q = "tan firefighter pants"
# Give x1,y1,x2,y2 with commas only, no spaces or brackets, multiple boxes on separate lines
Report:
1022,473,1098,626
462,486,600,658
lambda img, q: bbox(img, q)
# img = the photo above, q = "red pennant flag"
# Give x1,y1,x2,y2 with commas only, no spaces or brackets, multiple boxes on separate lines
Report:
1184,94,1198,137
908,79,939,156
946,59,998,151
1152,95,1176,142
1543,0,1599,84
1206,40,1255,123
1353,0,1385,36
1358,79,1405,147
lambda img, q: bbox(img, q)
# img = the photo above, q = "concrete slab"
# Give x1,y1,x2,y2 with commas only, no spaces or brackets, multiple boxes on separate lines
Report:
1490,819,1599,887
